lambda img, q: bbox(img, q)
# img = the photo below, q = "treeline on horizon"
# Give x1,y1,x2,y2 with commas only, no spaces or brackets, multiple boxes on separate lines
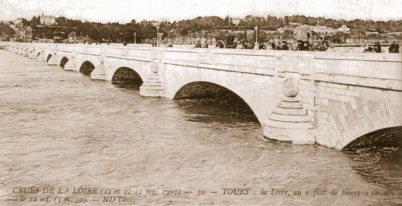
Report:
2,14,402,43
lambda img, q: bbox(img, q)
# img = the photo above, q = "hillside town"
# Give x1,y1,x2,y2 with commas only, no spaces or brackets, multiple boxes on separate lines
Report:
0,14,401,52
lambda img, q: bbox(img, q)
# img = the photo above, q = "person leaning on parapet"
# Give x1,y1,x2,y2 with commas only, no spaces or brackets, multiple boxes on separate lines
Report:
296,40,309,51
276,42,282,50
281,41,289,50
374,42,382,53
203,40,208,48
194,40,202,48
271,42,276,50
389,41,400,53
364,45,375,53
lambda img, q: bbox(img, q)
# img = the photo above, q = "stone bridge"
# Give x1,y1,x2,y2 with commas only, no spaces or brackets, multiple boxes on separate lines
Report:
3,42,402,150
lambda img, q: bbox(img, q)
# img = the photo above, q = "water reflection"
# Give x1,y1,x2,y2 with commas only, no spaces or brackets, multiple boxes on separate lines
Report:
174,81,259,123
343,127,402,192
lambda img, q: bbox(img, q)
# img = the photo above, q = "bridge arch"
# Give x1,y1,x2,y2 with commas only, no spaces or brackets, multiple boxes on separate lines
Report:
46,54,52,62
111,67,143,86
173,81,259,123
343,126,401,150
60,57,69,68
79,61,95,76
165,67,280,125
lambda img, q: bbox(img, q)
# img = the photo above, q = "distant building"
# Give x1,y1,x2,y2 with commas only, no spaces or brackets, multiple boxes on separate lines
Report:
289,22,301,27
294,25,311,40
13,18,23,26
337,25,350,33
0,32,8,41
277,26,296,34
40,13,56,26
277,22,301,34
15,26,32,41
366,29,379,35
293,24,337,40
387,32,402,36
310,25,335,35
68,31,77,42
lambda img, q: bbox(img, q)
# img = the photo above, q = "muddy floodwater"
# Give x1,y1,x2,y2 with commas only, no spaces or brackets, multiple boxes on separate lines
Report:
0,50,401,206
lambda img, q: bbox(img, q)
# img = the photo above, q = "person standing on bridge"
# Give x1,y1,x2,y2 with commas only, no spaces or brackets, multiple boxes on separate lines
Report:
194,40,202,48
374,42,382,53
281,41,289,50
389,41,400,53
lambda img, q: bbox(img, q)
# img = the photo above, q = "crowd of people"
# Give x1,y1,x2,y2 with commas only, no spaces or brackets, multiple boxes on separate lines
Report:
389,41,400,53
271,41,290,50
363,41,400,53
269,39,330,51
192,38,400,54
194,40,208,48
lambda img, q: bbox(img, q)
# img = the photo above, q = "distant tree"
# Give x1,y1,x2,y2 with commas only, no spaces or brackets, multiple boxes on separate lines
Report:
0,23,14,36
6,14,401,43
284,16,289,26
30,16,40,27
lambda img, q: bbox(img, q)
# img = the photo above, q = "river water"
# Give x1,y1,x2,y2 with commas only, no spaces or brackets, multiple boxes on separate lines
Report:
0,50,401,206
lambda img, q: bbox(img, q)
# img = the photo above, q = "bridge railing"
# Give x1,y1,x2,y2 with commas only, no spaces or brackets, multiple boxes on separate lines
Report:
5,42,402,91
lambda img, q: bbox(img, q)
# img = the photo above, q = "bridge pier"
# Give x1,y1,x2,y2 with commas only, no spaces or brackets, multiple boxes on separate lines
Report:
139,62,165,97
28,50,36,59
263,78,315,144
18,48,24,55
90,55,107,80
37,52,45,62
23,48,29,57
64,56,77,71
90,65,107,80
47,53,58,66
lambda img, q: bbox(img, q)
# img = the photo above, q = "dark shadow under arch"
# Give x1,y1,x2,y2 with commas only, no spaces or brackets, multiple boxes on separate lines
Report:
46,54,52,62
60,57,69,68
174,81,259,123
111,67,143,89
79,61,95,76
342,126,401,192
343,126,401,150
37,52,40,58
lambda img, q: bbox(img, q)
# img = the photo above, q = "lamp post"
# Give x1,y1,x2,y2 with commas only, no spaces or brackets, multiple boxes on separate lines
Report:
254,25,259,49
152,22,160,46
231,18,241,48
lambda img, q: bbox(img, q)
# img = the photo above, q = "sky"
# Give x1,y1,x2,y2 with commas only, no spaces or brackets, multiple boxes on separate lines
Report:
0,0,401,23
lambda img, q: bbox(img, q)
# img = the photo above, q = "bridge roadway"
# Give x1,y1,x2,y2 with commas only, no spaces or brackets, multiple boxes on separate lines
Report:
2,42,402,150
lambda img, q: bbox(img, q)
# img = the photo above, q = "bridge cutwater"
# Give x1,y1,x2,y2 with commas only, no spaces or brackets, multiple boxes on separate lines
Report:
2,42,401,150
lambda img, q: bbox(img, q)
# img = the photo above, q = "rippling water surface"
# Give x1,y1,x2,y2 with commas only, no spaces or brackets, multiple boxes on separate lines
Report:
0,50,401,205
